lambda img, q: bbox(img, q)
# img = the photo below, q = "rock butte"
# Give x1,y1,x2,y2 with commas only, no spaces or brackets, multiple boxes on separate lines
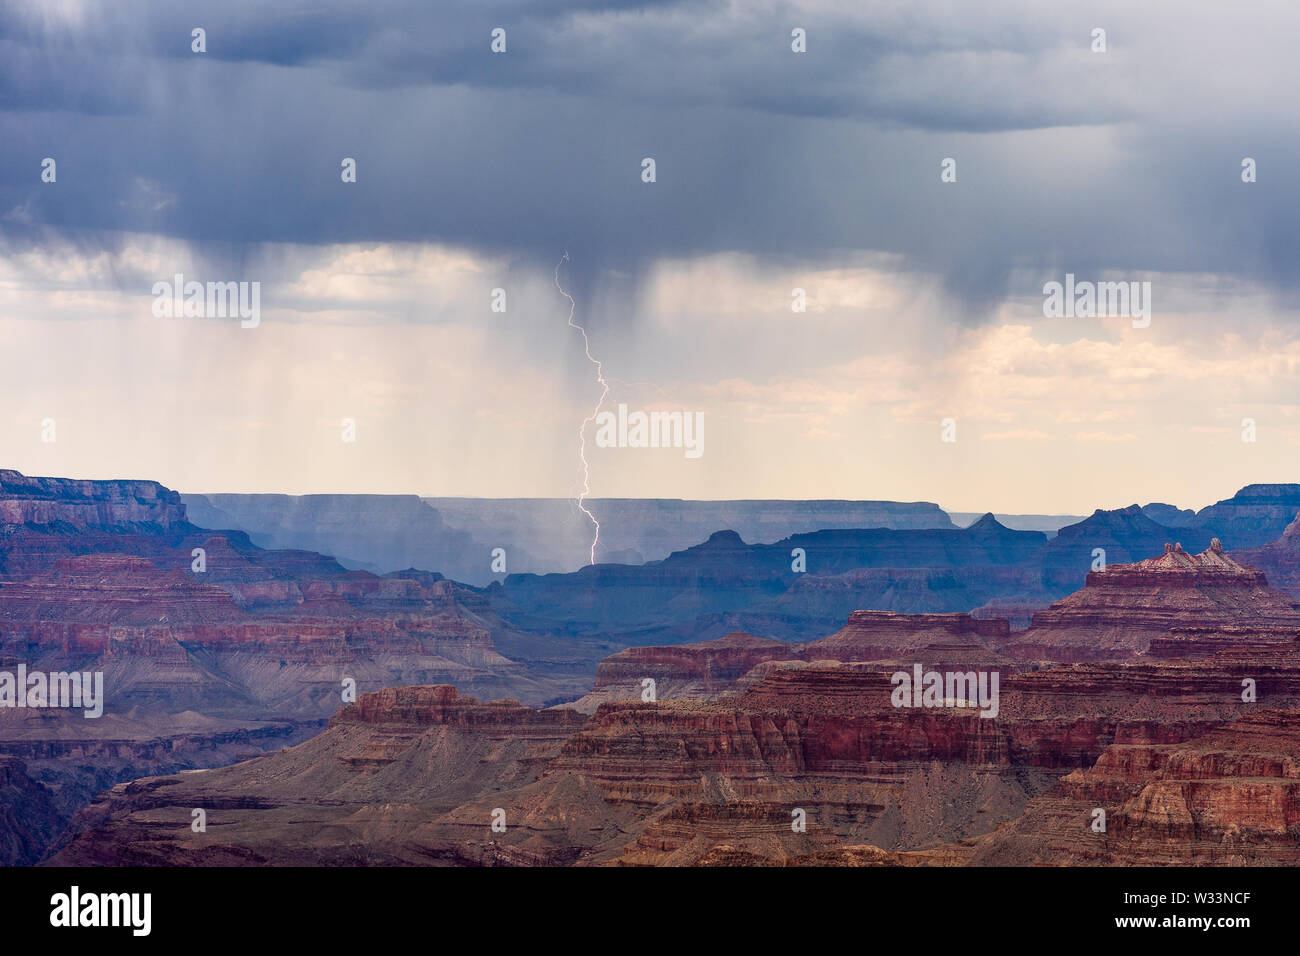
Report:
999,541,1300,663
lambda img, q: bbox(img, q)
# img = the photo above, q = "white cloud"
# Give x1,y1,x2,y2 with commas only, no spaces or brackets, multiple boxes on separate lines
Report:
1,234,1299,512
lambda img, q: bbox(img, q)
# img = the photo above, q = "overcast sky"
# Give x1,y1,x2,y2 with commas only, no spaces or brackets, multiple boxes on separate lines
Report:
2,0,1299,514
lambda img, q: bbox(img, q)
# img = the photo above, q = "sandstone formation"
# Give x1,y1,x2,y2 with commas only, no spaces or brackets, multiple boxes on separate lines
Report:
971,709,1300,865
184,495,958,582
714,561,1051,640
1234,512,1300,599
0,470,584,864
568,632,799,712
1001,541,1300,662
59,621,1300,868
1142,485,1300,548
565,612,1011,712
197,488,1300,585
0,755,65,866
426,497,957,573
183,492,516,585
0,469,185,532
1038,505,1215,593
46,685,593,866
55,552,1300,869
1192,484,1300,548
495,516,1048,646
21,471,1300,868
1139,502,1198,527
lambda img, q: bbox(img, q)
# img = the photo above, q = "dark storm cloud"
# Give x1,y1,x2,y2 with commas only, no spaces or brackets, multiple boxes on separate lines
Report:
0,0,1123,126
1,0,1299,311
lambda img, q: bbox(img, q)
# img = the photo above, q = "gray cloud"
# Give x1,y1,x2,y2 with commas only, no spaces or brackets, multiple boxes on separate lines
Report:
1,0,1299,313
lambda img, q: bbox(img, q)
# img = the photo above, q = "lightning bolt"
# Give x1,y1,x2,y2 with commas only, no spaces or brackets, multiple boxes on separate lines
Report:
555,251,609,566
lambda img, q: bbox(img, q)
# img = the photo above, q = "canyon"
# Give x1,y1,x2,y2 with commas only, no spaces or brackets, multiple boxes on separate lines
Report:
184,484,1300,586
10,466,1300,867
47,539,1300,867
186,494,960,582
0,470,578,863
